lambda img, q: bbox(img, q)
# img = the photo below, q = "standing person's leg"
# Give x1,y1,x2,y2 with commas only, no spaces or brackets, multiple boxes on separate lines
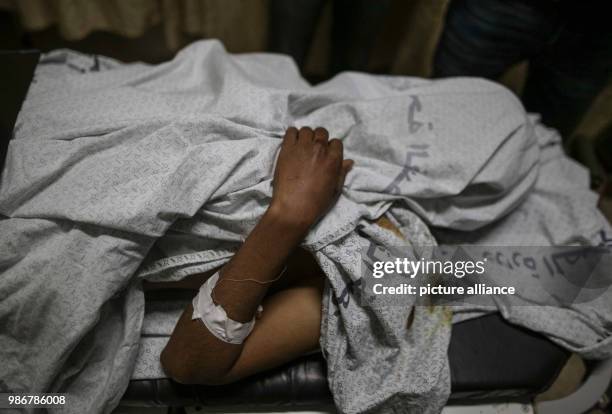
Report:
522,3,612,139
268,0,328,70
330,0,392,74
433,0,559,79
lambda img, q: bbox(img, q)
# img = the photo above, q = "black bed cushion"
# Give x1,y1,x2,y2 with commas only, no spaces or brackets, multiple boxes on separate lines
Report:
0,50,39,175
122,311,569,408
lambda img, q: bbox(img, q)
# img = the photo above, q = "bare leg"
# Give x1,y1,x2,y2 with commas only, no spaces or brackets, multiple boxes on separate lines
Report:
162,259,324,384
159,248,325,385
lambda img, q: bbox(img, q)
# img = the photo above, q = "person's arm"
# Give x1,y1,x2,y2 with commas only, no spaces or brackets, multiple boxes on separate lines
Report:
160,126,352,384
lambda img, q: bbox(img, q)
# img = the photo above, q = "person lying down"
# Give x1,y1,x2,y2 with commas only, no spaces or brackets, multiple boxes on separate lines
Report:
148,126,354,385
3,42,611,414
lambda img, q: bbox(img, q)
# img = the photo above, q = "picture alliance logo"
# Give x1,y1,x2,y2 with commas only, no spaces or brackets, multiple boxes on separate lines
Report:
361,244,611,306
370,281,516,297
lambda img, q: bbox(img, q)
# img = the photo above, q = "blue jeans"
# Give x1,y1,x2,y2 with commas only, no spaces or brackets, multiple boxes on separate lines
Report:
434,0,612,138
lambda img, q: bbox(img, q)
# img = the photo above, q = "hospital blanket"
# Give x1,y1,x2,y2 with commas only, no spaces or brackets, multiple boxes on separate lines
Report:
0,40,611,414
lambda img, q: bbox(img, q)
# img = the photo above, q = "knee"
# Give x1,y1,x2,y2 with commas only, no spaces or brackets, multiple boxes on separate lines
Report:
160,346,196,385
160,346,235,386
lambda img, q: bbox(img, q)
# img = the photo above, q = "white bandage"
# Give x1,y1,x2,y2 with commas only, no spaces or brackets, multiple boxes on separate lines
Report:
191,271,262,344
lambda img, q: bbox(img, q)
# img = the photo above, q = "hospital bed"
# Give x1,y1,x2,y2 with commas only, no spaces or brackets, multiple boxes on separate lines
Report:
1,50,611,414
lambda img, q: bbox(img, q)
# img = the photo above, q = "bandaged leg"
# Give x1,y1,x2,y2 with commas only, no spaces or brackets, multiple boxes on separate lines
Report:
191,272,263,344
